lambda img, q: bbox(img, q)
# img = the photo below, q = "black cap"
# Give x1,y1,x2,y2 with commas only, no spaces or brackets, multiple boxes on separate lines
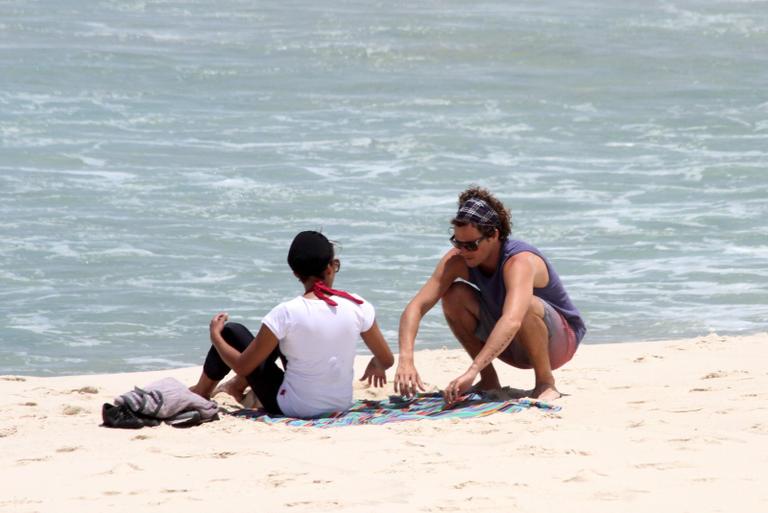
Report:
287,231,333,278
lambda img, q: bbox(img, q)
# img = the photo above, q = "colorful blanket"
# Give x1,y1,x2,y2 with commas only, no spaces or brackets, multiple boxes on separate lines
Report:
231,392,560,428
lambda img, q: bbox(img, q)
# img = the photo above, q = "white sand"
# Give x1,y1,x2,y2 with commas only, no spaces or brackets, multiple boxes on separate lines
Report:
2,333,767,513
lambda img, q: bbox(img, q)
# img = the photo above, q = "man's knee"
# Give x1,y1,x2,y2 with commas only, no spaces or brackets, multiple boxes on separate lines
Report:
521,307,543,327
518,299,547,338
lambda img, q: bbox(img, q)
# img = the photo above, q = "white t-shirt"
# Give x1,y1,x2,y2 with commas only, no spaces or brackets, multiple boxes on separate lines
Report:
261,294,375,418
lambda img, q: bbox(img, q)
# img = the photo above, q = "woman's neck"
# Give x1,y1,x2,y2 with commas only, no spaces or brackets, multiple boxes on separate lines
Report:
303,277,328,295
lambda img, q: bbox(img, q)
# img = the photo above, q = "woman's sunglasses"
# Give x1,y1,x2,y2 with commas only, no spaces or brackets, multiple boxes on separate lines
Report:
449,235,488,252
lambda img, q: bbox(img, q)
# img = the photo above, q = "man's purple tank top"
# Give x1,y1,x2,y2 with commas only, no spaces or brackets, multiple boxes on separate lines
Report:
467,239,586,343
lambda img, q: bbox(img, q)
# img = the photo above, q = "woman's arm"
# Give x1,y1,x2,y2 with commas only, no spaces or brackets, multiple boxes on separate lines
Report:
209,313,279,376
359,320,395,387
361,320,395,368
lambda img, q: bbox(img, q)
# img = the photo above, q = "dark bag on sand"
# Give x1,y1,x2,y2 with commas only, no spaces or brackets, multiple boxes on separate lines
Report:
101,402,161,429
101,377,219,429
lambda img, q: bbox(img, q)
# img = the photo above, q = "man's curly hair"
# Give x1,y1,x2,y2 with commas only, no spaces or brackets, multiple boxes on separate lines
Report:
451,186,512,241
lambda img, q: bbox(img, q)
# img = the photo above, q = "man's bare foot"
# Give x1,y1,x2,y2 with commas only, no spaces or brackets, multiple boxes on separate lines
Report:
530,384,561,402
213,376,248,403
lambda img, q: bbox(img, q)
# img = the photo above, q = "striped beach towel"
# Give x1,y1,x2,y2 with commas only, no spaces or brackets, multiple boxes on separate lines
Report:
231,392,560,428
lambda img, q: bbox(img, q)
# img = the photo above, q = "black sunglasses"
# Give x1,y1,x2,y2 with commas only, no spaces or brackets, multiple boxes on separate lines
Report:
449,235,488,252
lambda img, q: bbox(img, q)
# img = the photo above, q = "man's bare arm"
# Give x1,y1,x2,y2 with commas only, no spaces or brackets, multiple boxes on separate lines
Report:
443,253,540,403
398,250,466,361
468,253,537,372
395,251,466,395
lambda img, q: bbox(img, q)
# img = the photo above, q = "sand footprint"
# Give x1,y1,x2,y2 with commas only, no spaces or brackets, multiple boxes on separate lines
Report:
701,370,749,380
284,500,340,509
62,405,89,415
16,456,51,465
267,471,307,488
68,386,99,395
633,355,664,363
667,407,703,413
563,469,608,483
634,461,688,470
564,449,591,456
593,489,650,501
0,426,18,438
99,462,143,475
453,479,505,489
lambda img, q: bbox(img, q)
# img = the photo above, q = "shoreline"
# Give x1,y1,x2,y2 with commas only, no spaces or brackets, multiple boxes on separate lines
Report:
5,329,766,379
2,332,767,512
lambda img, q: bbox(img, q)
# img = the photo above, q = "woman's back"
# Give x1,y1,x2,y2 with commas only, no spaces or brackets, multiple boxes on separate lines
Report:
192,230,393,419
262,294,375,418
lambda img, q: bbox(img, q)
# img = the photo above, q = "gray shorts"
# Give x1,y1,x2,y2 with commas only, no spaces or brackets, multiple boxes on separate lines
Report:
474,292,577,370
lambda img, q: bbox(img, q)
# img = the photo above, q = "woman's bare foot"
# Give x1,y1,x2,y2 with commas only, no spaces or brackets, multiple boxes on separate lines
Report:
190,372,220,399
189,384,212,400
530,384,561,402
213,375,249,403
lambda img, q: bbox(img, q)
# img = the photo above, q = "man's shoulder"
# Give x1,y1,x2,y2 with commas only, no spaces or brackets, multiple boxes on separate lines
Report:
501,247,547,281
503,238,542,255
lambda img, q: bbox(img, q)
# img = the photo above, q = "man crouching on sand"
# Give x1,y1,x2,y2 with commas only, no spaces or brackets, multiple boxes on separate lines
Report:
394,186,586,403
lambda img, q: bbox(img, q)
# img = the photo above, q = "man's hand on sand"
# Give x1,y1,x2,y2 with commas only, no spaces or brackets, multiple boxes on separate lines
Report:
394,361,425,397
443,369,477,405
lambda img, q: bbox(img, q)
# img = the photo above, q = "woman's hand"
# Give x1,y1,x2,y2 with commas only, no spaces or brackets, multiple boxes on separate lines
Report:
209,312,229,339
359,357,387,388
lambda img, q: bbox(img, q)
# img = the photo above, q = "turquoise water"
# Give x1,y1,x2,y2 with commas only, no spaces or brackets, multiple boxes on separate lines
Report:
1,0,767,375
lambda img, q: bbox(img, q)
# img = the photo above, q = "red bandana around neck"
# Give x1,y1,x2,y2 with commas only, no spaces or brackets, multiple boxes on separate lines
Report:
310,281,363,307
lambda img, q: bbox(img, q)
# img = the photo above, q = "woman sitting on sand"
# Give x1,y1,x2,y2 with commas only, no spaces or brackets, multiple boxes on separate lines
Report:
190,231,394,418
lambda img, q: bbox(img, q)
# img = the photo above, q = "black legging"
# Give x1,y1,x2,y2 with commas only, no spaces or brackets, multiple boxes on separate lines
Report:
203,322,285,415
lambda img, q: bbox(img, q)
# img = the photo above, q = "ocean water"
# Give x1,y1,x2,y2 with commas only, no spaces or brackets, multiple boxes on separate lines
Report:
1,0,767,375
